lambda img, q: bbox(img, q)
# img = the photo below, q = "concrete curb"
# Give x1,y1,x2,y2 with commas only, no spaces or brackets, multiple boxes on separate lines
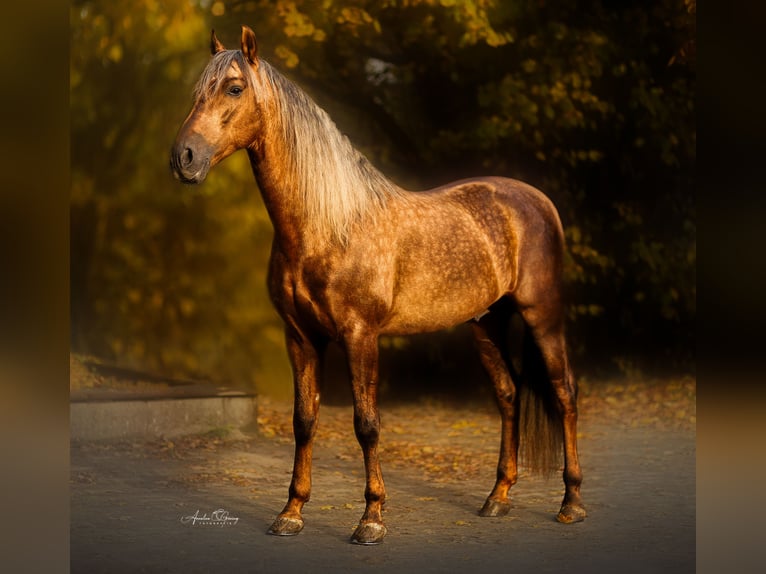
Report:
70,394,257,442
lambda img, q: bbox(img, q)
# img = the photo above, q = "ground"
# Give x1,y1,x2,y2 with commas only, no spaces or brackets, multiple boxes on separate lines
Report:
70,375,695,573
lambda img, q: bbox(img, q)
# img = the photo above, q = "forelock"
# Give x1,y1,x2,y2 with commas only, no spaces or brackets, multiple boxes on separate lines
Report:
193,50,253,102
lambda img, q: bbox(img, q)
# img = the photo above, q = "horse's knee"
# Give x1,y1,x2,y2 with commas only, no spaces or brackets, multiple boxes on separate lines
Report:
293,412,318,444
354,412,380,446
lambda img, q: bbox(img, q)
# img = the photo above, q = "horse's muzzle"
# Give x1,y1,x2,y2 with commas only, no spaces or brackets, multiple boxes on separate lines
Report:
170,132,213,184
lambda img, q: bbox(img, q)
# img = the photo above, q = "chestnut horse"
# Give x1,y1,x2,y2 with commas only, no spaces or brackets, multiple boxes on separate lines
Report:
171,26,586,544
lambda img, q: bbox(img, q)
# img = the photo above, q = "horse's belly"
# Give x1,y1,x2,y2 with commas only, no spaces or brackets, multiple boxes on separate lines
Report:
382,304,494,335
382,268,503,335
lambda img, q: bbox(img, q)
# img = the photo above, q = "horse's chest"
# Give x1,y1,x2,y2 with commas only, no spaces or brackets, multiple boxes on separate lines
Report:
266,260,335,336
269,266,330,333
269,252,392,338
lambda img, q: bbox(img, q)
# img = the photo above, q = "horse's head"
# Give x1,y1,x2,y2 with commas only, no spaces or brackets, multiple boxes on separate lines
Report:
171,26,262,184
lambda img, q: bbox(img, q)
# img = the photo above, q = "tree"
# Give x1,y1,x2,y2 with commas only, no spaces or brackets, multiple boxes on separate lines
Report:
70,0,695,395
219,0,695,371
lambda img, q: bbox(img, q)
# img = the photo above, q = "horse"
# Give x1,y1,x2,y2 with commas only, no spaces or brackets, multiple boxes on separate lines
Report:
171,26,586,545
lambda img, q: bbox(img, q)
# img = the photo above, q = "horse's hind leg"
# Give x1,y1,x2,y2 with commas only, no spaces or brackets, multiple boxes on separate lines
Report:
519,304,587,523
471,300,520,517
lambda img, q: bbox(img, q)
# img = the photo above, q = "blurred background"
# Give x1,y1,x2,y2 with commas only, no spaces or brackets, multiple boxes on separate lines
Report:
70,0,695,400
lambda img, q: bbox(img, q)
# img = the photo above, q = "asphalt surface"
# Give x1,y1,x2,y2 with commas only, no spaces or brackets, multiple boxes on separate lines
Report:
70,398,695,573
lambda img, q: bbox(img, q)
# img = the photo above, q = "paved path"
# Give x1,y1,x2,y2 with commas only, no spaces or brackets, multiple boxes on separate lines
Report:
71,394,695,573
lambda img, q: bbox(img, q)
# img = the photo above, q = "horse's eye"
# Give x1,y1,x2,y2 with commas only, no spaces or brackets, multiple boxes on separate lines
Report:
227,85,243,97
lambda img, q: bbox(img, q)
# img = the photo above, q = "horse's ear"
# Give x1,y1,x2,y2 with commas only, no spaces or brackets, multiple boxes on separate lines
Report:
241,25,259,66
211,29,226,55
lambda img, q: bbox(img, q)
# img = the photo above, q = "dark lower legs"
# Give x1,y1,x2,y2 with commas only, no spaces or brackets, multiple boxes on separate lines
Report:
269,303,584,543
345,329,387,544
551,367,586,523
269,325,387,544
520,306,586,523
473,299,586,524
472,309,520,517
268,330,324,536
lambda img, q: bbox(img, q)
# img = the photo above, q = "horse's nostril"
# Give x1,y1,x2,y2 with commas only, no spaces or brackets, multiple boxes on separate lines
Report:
181,147,193,167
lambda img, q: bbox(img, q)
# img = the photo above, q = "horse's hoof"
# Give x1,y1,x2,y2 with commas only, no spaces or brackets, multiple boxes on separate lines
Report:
268,515,304,536
556,503,587,524
351,521,387,545
479,498,511,517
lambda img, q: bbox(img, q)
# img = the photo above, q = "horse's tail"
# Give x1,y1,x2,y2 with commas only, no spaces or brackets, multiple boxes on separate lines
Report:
517,325,564,476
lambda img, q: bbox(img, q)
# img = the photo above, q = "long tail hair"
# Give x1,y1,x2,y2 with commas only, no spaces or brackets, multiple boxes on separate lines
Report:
518,325,564,476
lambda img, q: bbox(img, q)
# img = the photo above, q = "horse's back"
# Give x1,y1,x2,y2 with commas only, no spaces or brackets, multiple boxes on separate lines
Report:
426,176,562,234
415,176,565,274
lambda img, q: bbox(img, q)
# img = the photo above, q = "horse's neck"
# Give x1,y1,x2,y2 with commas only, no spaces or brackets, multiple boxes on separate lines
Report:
246,80,400,250
245,143,304,248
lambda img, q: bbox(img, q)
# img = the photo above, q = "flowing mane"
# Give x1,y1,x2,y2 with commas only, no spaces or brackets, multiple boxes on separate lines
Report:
197,50,404,242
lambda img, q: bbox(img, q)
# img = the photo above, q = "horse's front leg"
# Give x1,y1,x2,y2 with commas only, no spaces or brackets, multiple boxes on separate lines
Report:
344,328,387,545
268,328,325,536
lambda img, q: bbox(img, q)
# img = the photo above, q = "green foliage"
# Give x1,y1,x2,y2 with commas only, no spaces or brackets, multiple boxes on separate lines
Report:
71,0,695,394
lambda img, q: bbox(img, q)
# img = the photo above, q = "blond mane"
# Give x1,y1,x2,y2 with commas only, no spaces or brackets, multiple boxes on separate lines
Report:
198,50,403,242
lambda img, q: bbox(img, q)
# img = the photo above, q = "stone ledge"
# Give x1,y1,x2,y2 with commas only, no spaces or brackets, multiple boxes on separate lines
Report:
70,394,257,441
